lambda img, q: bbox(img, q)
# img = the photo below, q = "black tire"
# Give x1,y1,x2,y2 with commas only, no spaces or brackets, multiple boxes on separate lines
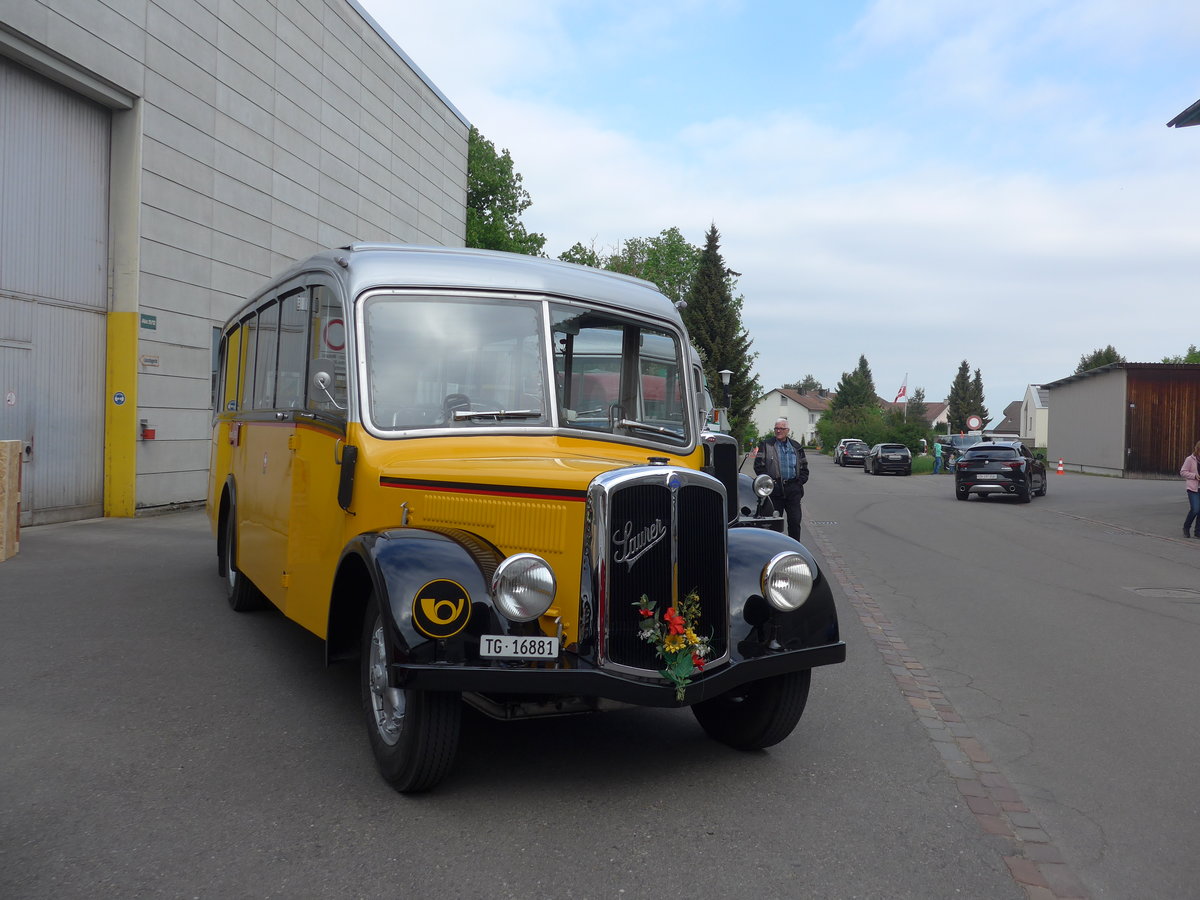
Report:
362,594,461,793
1035,474,1048,497
956,487,969,501
1017,482,1032,503
692,669,811,750
222,506,266,612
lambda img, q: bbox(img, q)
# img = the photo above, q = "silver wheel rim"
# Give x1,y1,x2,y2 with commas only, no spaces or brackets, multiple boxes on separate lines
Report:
225,517,237,591
368,617,405,746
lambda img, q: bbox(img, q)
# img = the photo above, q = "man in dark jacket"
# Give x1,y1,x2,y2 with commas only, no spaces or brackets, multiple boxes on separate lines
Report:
754,417,809,541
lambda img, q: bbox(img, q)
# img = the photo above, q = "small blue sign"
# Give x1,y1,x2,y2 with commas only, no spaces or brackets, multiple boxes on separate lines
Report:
113,391,126,406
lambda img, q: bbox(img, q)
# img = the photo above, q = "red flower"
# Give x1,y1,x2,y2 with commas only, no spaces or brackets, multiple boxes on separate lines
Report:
692,653,706,670
663,607,686,635
637,608,654,618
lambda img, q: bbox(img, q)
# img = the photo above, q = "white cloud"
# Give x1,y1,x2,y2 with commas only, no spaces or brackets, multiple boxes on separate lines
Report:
359,0,1200,410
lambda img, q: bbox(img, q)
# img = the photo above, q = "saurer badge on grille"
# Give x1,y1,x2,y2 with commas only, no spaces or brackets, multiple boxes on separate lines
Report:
612,518,667,570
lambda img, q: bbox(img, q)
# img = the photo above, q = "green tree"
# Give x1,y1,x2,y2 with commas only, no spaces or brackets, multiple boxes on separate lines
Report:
557,241,603,268
946,361,989,431
605,227,701,307
783,374,825,393
827,355,877,416
682,224,761,442
970,369,989,425
466,127,546,256
946,360,973,431
1162,344,1200,364
905,385,928,424
1075,345,1124,374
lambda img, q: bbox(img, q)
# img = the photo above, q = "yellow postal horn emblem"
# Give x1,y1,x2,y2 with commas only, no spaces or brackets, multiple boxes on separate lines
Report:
413,579,470,639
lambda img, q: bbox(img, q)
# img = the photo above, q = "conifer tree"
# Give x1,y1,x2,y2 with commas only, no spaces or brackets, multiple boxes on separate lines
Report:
946,360,973,432
682,225,761,441
828,355,877,415
905,386,928,423
969,369,989,425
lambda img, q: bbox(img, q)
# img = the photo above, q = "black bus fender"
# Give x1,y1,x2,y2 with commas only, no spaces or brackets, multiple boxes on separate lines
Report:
326,527,507,667
726,527,841,658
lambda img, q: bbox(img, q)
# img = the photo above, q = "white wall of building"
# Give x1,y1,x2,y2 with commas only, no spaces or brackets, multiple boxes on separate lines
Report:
1,0,469,513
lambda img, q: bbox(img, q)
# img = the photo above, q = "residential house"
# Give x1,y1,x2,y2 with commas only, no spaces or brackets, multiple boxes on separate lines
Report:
1021,385,1050,448
984,401,1022,440
752,388,832,444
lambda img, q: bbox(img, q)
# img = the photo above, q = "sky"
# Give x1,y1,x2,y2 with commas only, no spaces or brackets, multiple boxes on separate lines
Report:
357,0,1200,418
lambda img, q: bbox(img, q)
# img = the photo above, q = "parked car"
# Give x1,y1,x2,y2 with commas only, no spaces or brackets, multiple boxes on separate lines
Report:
838,440,869,467
953,441,1047,502
936,432,984,468
863,443,912,475
833,437,865,465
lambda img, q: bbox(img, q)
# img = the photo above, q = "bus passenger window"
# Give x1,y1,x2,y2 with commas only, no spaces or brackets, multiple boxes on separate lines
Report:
277,290,309,409
242,311,259,410
254,300,280,409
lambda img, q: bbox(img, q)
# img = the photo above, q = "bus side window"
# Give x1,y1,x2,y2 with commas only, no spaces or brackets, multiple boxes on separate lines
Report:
308,285,347,416
242,311,259,411
221,323,244,413
277,289,309,409
253,300,280,409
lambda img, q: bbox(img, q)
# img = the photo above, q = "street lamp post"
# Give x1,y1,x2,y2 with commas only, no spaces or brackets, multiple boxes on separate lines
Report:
718,369,733,410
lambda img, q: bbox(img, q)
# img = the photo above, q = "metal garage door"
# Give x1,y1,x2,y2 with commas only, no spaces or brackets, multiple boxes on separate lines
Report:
0,56,109,525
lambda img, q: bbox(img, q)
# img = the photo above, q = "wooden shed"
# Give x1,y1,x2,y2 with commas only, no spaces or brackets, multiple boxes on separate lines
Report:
1043,363,1200,478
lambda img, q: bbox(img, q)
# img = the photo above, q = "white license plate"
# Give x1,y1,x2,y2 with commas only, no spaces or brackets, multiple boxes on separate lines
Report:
480,635,560,659
976,473,999,480
886,454,901,460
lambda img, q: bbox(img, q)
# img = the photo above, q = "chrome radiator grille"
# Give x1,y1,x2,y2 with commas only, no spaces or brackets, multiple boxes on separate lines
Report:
592,469,729,674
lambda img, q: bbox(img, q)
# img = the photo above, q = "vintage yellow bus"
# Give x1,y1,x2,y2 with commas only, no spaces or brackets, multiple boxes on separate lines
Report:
207,244,844,792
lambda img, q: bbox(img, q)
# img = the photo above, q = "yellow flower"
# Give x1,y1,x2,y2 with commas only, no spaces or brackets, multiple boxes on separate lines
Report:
663,634,686,653
685,628,699,646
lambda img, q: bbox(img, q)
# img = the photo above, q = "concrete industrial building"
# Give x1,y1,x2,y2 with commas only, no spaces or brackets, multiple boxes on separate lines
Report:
0,0,469,525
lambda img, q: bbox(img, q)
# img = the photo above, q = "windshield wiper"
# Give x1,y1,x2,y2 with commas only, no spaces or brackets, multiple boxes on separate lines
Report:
452,409,542,421
618,418,683,437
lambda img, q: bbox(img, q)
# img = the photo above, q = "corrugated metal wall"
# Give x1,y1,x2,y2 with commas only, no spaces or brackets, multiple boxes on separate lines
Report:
1127,370,1200,478
0,56,109,524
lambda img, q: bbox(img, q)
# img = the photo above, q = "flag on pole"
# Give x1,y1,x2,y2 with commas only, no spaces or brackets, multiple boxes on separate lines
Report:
894,376,907,404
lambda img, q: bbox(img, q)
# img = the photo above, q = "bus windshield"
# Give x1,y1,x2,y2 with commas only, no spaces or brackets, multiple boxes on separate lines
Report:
551,304,689,445
363,295,550,430
360,294,690,445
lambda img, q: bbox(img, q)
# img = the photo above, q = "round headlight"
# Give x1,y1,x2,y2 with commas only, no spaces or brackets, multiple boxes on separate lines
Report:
753,474,775,498
761,551,814,612
491,553,557,622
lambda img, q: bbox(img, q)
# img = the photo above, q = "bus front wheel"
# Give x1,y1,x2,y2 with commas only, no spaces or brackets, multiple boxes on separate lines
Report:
692,669,811,750
361,594,461,793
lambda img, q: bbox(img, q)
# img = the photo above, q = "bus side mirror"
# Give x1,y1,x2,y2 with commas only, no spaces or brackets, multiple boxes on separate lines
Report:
311,366,344,410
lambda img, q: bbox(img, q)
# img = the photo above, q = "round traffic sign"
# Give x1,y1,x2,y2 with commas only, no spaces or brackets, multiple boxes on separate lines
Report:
967,415,982,430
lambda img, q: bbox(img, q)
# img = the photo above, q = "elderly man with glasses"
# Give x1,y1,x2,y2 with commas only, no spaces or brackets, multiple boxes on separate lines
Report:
753,417,809,542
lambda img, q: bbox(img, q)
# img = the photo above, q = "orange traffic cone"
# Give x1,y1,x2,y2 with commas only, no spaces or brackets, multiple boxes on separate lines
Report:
1056,458,1065,474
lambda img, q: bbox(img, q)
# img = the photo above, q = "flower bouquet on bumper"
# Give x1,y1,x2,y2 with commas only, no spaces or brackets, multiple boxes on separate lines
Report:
633,591,711,701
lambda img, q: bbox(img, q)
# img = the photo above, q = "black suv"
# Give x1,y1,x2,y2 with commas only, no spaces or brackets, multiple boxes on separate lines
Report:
864,443,912,475
954,441,1047,503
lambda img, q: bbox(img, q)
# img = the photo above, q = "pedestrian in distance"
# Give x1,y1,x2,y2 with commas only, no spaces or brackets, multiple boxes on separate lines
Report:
1180,440,1200,537
932,440,944,475
754,417,809,542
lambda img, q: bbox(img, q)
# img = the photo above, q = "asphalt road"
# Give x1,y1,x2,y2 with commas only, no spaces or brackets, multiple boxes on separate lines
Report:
801,456,1200,900
2,461,1196,899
